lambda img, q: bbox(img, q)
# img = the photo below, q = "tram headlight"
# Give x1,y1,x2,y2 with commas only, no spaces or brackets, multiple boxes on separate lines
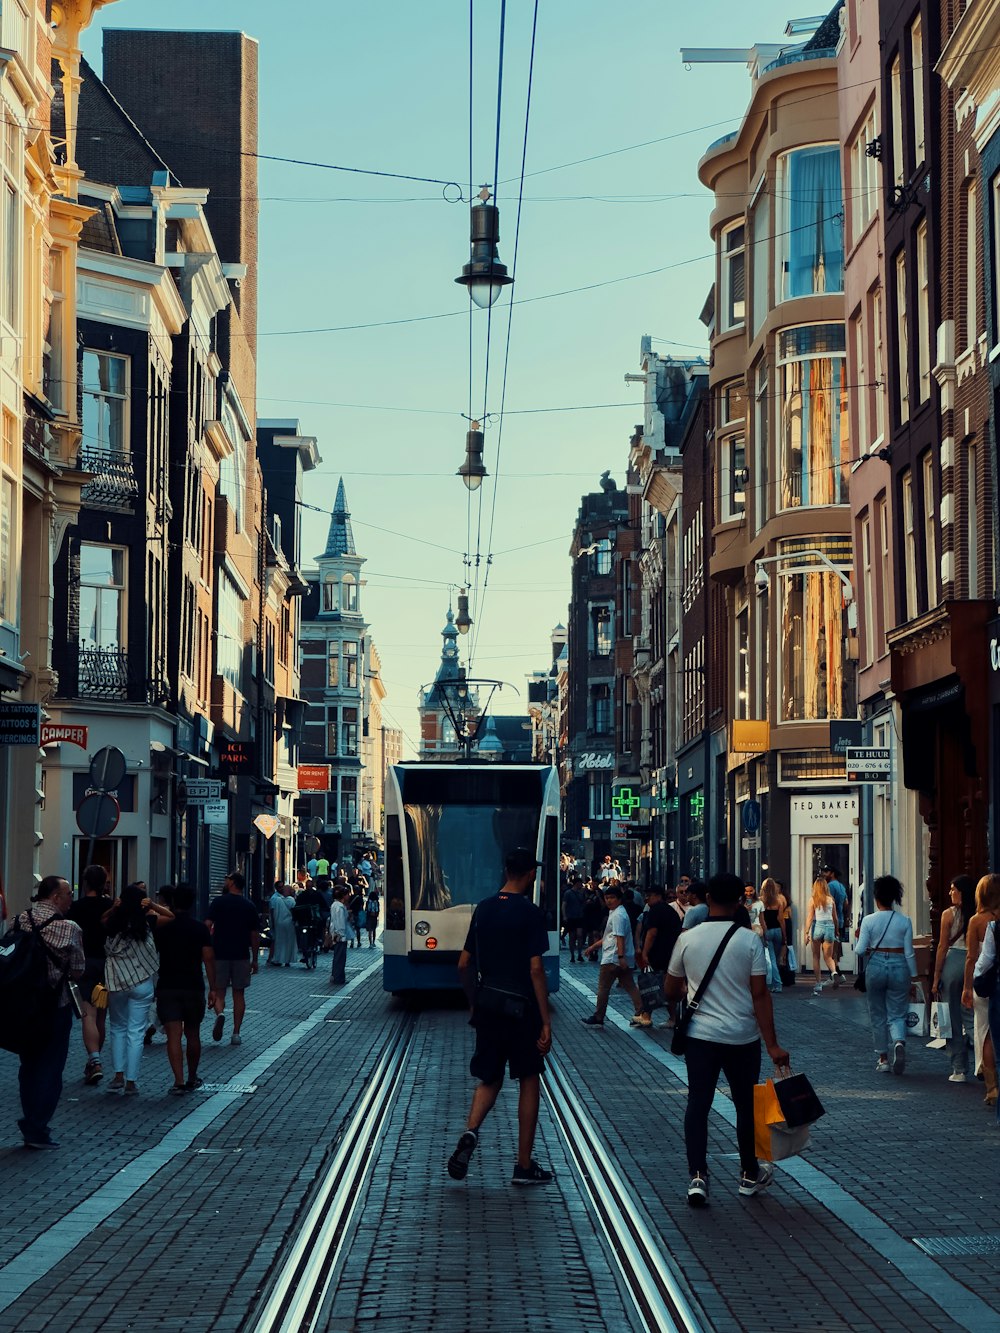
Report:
414,920,430,936
426,937,438,949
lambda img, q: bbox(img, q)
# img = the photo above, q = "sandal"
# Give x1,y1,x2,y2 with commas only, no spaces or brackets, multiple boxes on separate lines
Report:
168,1084,188,1096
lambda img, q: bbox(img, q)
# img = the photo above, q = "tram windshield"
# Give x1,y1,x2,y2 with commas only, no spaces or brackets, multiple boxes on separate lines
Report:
403,802,539,910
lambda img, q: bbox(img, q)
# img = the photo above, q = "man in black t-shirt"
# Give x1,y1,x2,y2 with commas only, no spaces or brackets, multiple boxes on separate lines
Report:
447,848,553,1188
637,885,682,1020
69,865,114,1085
205,872,260,1046
155,885,215,1092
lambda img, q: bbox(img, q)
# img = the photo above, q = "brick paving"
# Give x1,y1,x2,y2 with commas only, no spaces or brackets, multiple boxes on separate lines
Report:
0,942,997,1332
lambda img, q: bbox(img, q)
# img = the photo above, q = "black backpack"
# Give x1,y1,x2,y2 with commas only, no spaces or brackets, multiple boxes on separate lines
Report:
0,911,67,1055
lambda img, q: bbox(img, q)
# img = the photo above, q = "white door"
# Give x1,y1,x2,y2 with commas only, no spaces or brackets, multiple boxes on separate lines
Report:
795,835,859,972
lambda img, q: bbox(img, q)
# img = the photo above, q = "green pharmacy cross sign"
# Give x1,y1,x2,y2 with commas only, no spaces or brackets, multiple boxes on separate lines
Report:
612,785,641,819
690,792,705,817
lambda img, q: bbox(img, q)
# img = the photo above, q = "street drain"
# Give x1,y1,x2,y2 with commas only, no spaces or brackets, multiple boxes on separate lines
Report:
912,1234,1000,1257
196,1082,257,1095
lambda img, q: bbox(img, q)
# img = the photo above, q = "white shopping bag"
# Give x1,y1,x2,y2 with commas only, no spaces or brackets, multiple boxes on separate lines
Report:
930,1001,952,1040
906,983,929,1038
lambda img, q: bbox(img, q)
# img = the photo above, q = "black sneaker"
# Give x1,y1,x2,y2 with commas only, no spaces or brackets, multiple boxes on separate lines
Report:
687,1173,708,1207
447,1129,478,1180
512,1159,553,1186
892,1040,906,1075
581,1014,604,1027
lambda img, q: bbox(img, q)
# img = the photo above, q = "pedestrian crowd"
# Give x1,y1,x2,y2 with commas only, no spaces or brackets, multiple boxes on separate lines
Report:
2,853,380,1149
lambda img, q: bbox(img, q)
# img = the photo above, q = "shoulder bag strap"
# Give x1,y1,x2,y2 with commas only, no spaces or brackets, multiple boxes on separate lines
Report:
687,922,742,1014
870,916,894,953
26,908,71,986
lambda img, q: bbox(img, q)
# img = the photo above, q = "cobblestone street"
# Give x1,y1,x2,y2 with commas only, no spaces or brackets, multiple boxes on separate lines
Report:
1,945,998,1332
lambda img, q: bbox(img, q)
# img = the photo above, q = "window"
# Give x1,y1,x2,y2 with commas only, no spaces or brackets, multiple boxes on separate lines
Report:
79,545,125,651
588,775,612,821
850,109,879,245
777,325,849,508
754,361,768,531
591,684,611,734
327,641,339,688
852,311,868,451
993,173,1000,347
877,497,891,654
895,252,909,424
47,249,65,411
860,513,874,667
342,574,358,611
735,605,749,720
754,592,769,718
870,287,885,443
720,221,745,329
216,568,244,689
778,540,851,721
82,351,128,454
341,776,358,832
901,470,917,620
910,14,925,169
219,401,246,533
592,605,612,656
2,181,16,329
890,55,904,188
750,193,769,335
343,640,358,689
322,574,336,611
720,435,746,520
916,220,930,403
922,452,937,606
966,181,978,350
593,538,612,575
967,442,979,598
341,706,359,757
776,147,843,300
0,473,14,625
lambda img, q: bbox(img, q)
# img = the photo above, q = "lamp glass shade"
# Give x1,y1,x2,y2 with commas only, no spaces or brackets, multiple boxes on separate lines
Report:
461,471,483,490
467,278,508,309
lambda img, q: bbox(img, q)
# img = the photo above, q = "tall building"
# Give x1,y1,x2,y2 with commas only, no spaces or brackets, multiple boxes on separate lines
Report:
299,480,368,864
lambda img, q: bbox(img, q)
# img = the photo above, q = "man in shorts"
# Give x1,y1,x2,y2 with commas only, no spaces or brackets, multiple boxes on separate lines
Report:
154,884,215,1092
205,871,259,1046
447,847,553,1186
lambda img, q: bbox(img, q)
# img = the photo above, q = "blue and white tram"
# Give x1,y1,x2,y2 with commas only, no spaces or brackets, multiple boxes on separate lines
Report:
382,762,561,995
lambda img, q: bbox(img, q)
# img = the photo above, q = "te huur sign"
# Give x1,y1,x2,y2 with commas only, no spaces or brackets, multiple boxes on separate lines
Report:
217,740,255,776
732,720,769,754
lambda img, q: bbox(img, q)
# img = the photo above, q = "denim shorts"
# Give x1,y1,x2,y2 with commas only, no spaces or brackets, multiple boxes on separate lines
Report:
812,924,835,944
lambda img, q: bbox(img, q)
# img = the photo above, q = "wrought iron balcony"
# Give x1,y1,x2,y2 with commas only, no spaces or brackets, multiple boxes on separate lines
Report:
78,445,139,510
77,646,169,705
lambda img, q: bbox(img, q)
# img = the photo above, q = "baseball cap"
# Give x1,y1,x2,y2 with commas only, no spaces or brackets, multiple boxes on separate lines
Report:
505,847,543,876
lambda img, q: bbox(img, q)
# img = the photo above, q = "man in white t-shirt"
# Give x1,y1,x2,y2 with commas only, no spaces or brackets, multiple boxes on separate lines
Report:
666,872,789,1208
581,885,649,1028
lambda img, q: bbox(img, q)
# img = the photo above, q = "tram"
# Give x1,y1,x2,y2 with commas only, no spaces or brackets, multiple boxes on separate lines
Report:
381,762,561,995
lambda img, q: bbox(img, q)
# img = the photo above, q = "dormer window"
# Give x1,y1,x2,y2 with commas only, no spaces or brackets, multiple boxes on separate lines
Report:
322,574,336,611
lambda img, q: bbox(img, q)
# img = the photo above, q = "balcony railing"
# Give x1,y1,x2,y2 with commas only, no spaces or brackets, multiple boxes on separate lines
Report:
77,646,169,705
78,445,139,510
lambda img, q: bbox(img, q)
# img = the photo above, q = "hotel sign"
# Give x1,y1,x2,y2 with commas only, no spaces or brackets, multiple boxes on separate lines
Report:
576,752,614,771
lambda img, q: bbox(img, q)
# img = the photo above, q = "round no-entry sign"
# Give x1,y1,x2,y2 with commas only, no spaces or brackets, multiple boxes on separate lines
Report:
76,791,121,839
88,745,127,792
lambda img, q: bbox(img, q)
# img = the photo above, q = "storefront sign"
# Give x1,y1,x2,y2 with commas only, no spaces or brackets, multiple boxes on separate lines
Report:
297,764,331,792
0,701,40,746
203,799,229,825
40,723,88,750
610,820,630,839
845,747,890,782
184,779,222,803
732,720,769,754
217,740,255,775
789,793,859,835
829,720,863,755
253,813,281,839
576,752,614,771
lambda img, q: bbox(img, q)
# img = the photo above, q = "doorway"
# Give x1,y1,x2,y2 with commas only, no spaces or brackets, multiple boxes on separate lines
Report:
797,835,858,973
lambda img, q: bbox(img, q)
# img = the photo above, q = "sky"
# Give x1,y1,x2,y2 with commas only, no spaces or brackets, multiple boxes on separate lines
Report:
82,0,802,756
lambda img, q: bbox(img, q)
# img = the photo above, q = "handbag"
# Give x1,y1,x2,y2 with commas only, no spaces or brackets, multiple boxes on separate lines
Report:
973,921,1000,998
753,1081,811,1162
637,970,665,1011
91,982,109,1010
671,923,741,1057
772,1071,825,1127
906,982,929,1037
855,917,892,992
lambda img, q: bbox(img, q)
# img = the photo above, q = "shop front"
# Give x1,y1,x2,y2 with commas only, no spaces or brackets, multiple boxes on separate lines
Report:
789,792,860,974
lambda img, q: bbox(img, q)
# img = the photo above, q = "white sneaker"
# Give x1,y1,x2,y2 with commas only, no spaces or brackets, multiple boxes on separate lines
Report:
832,971,843,988
813,983,825,995
947,1072,968,1083
875,1058,890,1073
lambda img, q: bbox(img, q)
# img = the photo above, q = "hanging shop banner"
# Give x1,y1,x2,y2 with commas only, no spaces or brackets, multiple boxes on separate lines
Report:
732,720,770,754
40,723,89,750
216,740,255,776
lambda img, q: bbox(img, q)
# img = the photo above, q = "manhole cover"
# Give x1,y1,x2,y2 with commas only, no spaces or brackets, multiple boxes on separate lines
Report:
197,1082,257,1095
913,1234,1000,1257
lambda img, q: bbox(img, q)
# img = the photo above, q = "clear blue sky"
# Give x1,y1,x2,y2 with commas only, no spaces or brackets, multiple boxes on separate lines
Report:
83,1,800,755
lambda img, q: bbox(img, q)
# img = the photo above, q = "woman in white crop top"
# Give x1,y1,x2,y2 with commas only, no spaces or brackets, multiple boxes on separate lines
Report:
804,879,841,995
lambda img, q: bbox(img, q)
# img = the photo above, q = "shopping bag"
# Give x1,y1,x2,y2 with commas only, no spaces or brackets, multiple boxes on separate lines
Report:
773,1072,825,1127
786,946,797,973
930,1001,952,1040
637,970,665,1010
754,1081,811,1162
906,983,928,1037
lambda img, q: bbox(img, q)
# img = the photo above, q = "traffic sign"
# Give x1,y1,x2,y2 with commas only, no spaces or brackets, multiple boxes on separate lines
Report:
845,747,890,782
742,799,761,835
305,836,321,855
76,791,120,839
742,834,761,850
308,816,325,835
203,799,228,825
253,813,281,839
184,779,222,803
89,745,127,791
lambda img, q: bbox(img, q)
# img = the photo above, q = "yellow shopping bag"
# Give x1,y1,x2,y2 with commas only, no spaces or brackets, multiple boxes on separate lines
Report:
754,1079,811,1162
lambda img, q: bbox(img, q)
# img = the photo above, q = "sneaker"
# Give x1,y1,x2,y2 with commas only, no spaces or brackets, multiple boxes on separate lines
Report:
947,1072,968,1083
230,1033,242,1047
892,1040,906,1075
83,1060,103,1085
212,1014,225,1042
875,1058,891,1073
512,1159,553,1186
812,984,825,995
143,1025,157,1046
582,1014,604,1027
739,1162,774,1197
687,1173,709,1207
23,1138,60,1150
447,1129,478,1181
832,972,843,988
629,1013,653,1028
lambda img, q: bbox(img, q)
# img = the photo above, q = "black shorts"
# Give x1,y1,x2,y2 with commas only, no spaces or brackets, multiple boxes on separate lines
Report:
470,1013,545,1084
156,989,206,1026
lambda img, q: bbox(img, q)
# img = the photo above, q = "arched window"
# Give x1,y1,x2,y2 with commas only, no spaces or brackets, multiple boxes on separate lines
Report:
322,574,336,611
342,575,358,611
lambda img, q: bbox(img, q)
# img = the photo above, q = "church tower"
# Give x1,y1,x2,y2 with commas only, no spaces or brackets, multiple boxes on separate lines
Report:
418,607,479,758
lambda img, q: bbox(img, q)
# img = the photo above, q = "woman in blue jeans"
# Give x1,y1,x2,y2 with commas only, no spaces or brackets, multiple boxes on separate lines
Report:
855,876,918,1075
760,878,787,994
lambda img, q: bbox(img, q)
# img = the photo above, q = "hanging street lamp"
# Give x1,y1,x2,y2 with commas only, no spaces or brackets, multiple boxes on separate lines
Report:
455,188,513,310
457,423,488,490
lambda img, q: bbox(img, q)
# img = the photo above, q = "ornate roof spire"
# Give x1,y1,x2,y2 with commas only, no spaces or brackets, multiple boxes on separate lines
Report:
324,478,356,557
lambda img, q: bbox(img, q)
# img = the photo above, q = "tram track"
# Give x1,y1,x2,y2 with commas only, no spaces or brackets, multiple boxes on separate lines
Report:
245,1015,417,1333
544,1052,706,1333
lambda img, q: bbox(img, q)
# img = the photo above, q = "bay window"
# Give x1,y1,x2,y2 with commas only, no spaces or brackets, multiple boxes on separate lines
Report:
778,539,851,722
776,146,843,300
343,639,358,689
754,361,768,531
720,221,745,330
777,324,849,509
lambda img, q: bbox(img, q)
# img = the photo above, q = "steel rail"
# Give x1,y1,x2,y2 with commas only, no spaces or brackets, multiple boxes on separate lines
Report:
247,1019,415,1333
544,1052,706,1333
